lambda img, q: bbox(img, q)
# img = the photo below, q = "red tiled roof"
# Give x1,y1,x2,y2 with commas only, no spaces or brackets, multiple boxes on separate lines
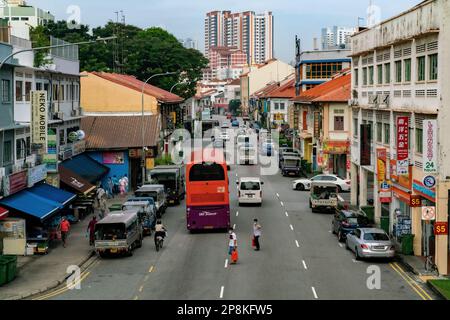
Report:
292,72,351,103
228,78,241,86
264,79,296,99
91,72,184,104
253,82,279,98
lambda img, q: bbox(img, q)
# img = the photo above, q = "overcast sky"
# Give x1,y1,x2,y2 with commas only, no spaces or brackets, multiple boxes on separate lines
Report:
27,0,421,63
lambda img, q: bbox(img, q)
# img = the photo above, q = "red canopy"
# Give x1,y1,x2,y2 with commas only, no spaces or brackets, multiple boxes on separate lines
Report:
0,206,9,220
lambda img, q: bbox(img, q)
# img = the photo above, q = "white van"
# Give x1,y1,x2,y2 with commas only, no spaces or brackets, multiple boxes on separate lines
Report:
237,177,264,206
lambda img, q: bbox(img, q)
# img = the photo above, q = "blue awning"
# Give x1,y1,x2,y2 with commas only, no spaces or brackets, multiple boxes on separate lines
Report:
60,154,110,184
0,184,76,222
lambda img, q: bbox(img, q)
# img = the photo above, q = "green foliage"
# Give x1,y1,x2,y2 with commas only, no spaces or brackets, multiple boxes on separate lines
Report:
429,280,450,300
155,154,173,166
29,21,208,99
228,99,241,115
29,25,52,67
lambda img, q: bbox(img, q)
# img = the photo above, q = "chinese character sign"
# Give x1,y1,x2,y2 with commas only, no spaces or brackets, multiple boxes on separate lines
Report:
423,119,437,173
396,116,409,176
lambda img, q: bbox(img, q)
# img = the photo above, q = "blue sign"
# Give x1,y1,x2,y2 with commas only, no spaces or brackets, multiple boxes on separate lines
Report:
413,182,436,201
423,175,436,189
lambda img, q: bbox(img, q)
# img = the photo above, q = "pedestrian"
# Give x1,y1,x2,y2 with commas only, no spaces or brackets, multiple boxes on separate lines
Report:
123,174,129,193
119,176,126,196
106,177,114,199
59,216,71,248
228,227,238,264
252,219,262,251
87,216,97,246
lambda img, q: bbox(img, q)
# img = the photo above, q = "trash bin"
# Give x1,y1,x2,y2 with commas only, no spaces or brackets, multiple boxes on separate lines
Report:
0,258,8,286
3,255,17,283
380,216,390,234
401,234,414,255
360,206,375,224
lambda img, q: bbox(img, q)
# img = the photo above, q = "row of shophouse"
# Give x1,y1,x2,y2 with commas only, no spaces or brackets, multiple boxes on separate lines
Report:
0,14,183,255
244,0,449,275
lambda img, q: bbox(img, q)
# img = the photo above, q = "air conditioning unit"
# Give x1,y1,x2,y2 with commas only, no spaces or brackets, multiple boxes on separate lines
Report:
379,94,390,109
54,111,64,120
71,109,78,117
368,94,379,108
52,102,59,113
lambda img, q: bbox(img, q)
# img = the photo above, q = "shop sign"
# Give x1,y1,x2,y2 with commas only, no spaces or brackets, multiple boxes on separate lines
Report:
410,195,422,207
129,149,142,159
396,116,409,176
434,222,448,236
313,112,321,139
421,207,436,221
323,141,349,154
346,158,351,170
422,175,436,189
360,124,371,166
2,170,28,197
27,164,47,187
43,129,58,173
146,158,155,170
379,181,392,203
103,152,125,164
31,91,48,147
376,148,387,182
423,120,437,173
412,180,436,202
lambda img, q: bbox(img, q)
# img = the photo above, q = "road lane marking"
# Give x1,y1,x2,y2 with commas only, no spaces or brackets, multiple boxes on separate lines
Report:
139,285,144,292
285,211,289,217
390,262,433,300
328,230,332,233
144,275,149,282
280,201,284,207
311,287,318,299
220,286,225,299
148,266,154,273
338,243,343,248
236,211,239,217
352,259,360,263
224,259,228,268
295,240,300,247
302,260,308,270
134,296,139,300
290,224,294,231
35,271,91,300
276,193,280,198
233,224,236,229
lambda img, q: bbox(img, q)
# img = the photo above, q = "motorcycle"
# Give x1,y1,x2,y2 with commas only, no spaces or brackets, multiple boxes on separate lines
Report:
155,230,167,251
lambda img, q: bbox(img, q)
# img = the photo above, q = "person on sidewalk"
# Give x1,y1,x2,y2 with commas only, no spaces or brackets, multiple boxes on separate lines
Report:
59,217,70,248
252,219,262,251
123,174,129,193
87,216,97,246
228,227,237,263
106,177,114,199
119,176,126,196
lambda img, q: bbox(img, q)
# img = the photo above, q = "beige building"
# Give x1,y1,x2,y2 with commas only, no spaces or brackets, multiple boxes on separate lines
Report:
350,0,450,275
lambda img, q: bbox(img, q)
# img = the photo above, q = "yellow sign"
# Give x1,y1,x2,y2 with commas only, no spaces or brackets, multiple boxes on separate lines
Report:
170,112,177,124
146,158,155,170
31,91,48,146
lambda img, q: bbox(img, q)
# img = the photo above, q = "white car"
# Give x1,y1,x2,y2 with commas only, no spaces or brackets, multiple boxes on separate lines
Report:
221,121,229,129
293,174,351,192
237,177,264,206
219,132,230,141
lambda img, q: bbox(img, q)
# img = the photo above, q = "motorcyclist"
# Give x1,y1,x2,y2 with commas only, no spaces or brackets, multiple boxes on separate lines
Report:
154,220,167,247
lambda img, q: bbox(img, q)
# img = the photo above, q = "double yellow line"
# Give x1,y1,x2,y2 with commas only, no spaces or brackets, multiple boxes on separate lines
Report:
389,262,433,300
33,259,100,300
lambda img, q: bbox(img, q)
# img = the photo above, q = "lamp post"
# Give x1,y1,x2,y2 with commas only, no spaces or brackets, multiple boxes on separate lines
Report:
141,71,177,185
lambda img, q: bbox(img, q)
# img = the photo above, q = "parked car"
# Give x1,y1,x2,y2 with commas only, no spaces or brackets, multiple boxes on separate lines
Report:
135,184,167,217
213,138,225,148
219,131,230,141
221,121,229,129
226,113,232,119
122,199,157,236
232,120,239,127
148,165,185,205
292,178,311,191
346,228,396,260
294,174,350,192
332,209,371,242
237,177,264,206
280,155,302,176
309,182,339,213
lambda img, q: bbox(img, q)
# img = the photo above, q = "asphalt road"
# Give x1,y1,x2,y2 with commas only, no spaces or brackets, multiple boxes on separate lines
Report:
43,117,437,300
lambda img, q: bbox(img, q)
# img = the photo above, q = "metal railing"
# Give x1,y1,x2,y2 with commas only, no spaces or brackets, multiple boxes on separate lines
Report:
50,36,79,61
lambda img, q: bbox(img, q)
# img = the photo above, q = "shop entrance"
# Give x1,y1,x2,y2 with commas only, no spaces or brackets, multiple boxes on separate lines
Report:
130,158,140,191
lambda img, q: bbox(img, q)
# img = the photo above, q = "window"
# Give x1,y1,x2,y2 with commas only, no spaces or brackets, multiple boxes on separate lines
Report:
36,82,43,91
189,163,225,181
25,81,32,101
334,116,344,131
404,59,411,82
363,68,367,85
417,56,425,81
15,81,23,101
305,62,343,79
279,103,285,110
415,128,423,154
53,84,58,101
26,136,31,156
377,65,383,85
395,61,402,83
369,66,374,85
60,84,65,101
354,69,358,86
376,122,382,142
384,63,391,84
429,54,438,80
59,129,65,146
16,139,25,160
274,103,279,110
368,121,373,142
302,111,308,130
2,79,10,102
353,118,358,137
3,140,12,164
384,123,390,144
44,83,49,99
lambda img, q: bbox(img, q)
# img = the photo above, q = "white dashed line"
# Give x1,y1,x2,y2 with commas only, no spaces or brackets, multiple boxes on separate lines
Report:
224,259,228,268
311,287,318,299
328,230,332,233
220,286,225,299
302,260,308,270
233,224,236,229
280,201,284,207
338,243,343,248
285,211,289,217
276,193,280,198
290,224,294,231
352,259,360,263
295,240,300,247
236,211,239,217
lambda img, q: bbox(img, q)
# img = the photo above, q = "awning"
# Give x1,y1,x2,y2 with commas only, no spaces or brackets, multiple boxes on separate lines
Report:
0,184,76,222
60,154,109,184
0,206,8,220
59,166,96,195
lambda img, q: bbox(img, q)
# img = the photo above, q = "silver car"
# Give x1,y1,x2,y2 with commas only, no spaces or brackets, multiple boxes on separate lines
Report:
345,228,395,260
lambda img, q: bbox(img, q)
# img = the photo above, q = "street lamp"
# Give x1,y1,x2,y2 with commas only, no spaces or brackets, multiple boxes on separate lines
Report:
141,71,178,185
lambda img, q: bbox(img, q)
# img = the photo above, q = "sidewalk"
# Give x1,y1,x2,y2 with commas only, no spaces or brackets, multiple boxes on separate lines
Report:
0,195,129,300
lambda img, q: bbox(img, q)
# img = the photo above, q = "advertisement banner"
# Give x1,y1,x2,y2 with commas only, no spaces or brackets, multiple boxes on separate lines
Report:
360,124,371,166
376,148,386,182
3,170,28,197
31,91,48,148
379,180,392,203
43,128,58,173
314,112,320,139
396,116,409,176
423,119,437,173
27,164,47,187
103,152,125,164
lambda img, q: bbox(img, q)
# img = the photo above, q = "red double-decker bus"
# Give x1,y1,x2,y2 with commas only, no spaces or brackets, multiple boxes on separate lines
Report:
185,148,230,231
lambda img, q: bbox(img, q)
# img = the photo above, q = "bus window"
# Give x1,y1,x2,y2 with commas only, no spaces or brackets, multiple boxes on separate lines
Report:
189,163,225,181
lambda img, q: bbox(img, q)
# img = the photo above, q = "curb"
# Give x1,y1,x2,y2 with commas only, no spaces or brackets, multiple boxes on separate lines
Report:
426,280,448,300
14,250,96,300
395,254,420,276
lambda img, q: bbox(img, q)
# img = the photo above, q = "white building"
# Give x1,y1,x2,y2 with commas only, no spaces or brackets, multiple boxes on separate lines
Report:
321,26,356,50
350,0,450,275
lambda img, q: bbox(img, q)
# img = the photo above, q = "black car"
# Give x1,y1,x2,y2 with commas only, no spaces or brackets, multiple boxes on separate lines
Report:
332,210,371,242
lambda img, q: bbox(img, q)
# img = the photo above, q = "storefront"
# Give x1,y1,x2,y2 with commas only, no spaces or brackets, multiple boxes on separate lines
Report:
322,140,349,178
60,153,110,185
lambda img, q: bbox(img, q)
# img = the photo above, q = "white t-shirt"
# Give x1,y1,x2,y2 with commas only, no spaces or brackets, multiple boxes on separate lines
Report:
253,223,262,237
228,232,237,247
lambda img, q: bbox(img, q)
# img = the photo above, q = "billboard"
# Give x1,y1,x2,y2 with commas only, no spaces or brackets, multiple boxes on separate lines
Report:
396,116,409,176
423,119,437,173
31,91,48,148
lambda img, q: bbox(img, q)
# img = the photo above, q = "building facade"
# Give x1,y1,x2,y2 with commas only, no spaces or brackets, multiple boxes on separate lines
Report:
321,26,357,50
203,46,247,81
204,10,273,65
350,0,449,275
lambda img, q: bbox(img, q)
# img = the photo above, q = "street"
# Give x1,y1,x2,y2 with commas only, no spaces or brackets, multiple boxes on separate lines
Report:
36,118,435,301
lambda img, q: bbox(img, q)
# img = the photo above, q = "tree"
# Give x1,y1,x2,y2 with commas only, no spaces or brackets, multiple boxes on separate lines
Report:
228,99,241,115
29,21,208,99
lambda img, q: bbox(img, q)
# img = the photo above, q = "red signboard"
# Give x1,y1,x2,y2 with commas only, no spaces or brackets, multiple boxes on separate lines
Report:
4,170,28,197
410,195,422,207
396,116,409,161
435,222,448,236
